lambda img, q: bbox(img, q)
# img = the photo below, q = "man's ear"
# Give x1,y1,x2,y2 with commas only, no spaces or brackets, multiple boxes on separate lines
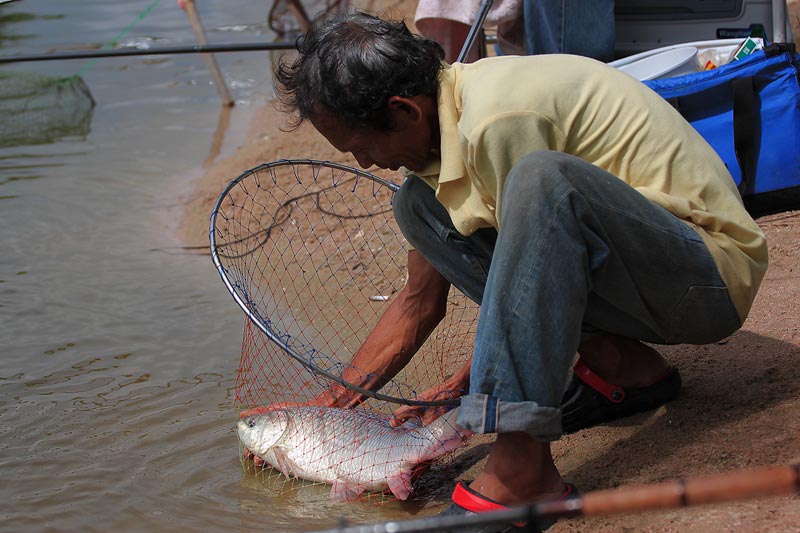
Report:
387,95,425,129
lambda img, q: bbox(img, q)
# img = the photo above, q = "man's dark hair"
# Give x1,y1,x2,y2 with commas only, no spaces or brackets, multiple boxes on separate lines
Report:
275,11,445,131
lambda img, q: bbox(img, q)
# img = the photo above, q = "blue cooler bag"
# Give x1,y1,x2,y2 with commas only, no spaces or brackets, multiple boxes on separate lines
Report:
644,43,800,217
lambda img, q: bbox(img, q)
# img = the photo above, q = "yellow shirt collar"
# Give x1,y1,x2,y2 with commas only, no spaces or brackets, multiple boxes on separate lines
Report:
408,64,465,185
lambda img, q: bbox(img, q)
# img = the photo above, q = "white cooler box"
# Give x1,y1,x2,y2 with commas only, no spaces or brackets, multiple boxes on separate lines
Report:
614,0,791,56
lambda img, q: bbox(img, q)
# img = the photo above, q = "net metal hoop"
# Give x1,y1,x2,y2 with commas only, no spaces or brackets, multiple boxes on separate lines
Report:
210,159,461,407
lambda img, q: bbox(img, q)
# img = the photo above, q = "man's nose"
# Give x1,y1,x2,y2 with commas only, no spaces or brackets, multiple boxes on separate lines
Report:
353,152,373,169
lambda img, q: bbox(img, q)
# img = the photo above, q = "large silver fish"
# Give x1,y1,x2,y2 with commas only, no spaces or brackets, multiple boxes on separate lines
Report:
237,406,467,501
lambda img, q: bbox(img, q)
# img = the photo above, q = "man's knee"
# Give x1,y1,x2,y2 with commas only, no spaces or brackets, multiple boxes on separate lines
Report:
504,151,630,216
508,151,589,189
502,151,582,213
514,150,576,171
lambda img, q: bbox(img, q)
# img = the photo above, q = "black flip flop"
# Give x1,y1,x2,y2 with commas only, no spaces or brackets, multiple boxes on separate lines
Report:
561,359,682,434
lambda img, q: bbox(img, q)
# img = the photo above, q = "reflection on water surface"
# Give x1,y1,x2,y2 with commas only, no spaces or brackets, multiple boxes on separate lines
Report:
0,1,398,531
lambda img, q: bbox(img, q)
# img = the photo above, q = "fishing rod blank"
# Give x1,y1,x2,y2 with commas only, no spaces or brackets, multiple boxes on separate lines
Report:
315,463,800,533
0,41,297,64
456,0,494,63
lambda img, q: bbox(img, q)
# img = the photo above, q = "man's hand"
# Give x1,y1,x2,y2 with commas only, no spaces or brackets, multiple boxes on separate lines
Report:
390,388,462,427
238,383,363,418
241,250,454,425
390,360,470,427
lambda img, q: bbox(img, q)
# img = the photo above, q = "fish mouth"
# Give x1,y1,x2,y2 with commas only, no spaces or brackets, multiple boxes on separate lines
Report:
235,419,254,446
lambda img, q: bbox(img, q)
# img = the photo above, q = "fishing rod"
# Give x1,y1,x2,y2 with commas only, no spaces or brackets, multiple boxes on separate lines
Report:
456,0,493,63
0,41,297,64
315,463,800,533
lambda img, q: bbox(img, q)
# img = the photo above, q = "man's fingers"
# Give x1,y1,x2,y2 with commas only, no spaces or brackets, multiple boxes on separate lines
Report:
391,408,426,428
242,447,267,467
390,408,414,427
390,413,407,428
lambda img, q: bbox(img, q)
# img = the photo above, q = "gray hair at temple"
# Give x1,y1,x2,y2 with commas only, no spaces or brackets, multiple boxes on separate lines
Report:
274,11,445,131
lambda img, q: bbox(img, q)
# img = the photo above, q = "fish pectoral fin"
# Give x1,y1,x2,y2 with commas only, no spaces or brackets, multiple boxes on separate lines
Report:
386,470,413,501
329,480,363,503
270,446,296,480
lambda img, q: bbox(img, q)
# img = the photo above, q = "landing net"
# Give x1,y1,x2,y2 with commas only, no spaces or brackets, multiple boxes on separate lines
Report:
0,0,162,148
0,71,94,148
210,159,479,500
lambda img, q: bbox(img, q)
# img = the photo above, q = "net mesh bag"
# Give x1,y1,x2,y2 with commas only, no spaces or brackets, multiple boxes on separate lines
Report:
0,71,95,148
210,159,479,501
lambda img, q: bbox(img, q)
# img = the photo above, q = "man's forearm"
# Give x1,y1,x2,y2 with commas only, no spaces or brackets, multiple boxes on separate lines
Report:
321,250,451,407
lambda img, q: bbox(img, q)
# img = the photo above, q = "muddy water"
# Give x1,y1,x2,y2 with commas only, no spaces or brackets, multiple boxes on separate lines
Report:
0,1,429,531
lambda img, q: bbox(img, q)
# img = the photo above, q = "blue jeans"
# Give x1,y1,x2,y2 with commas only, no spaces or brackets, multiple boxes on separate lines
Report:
393,151,741,441
524,0,616,61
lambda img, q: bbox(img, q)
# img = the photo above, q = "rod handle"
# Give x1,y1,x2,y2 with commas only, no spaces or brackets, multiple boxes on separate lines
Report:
579,464,800,516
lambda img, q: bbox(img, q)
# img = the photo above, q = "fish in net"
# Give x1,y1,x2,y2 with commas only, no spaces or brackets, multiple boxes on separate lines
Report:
236,406,471,502
0,71,94,148
210,159,479,501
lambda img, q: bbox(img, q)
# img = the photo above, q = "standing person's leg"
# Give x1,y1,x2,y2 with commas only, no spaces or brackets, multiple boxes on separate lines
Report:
524,0,616,61
457,151,741,504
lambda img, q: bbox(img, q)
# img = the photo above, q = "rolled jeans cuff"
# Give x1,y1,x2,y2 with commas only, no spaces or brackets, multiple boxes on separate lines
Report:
457,393,563,442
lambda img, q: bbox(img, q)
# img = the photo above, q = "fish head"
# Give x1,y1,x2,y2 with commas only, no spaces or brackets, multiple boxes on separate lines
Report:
236,410,290,456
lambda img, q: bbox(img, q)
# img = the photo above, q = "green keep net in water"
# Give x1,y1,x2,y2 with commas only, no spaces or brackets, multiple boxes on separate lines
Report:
0,70,94,148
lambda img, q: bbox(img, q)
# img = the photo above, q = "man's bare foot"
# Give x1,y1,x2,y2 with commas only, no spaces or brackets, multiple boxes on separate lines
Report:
467,432,565,506
578,334,672,388
562,334,683,434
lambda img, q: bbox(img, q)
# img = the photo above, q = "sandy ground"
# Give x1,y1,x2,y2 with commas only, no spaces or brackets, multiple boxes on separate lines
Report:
177,1,800,530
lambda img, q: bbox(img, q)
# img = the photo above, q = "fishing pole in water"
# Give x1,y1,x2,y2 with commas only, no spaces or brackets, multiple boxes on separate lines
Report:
0,0,491,65
0,41,297,64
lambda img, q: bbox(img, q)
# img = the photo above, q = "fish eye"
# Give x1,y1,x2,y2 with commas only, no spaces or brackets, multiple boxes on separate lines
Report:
247,418,257,428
